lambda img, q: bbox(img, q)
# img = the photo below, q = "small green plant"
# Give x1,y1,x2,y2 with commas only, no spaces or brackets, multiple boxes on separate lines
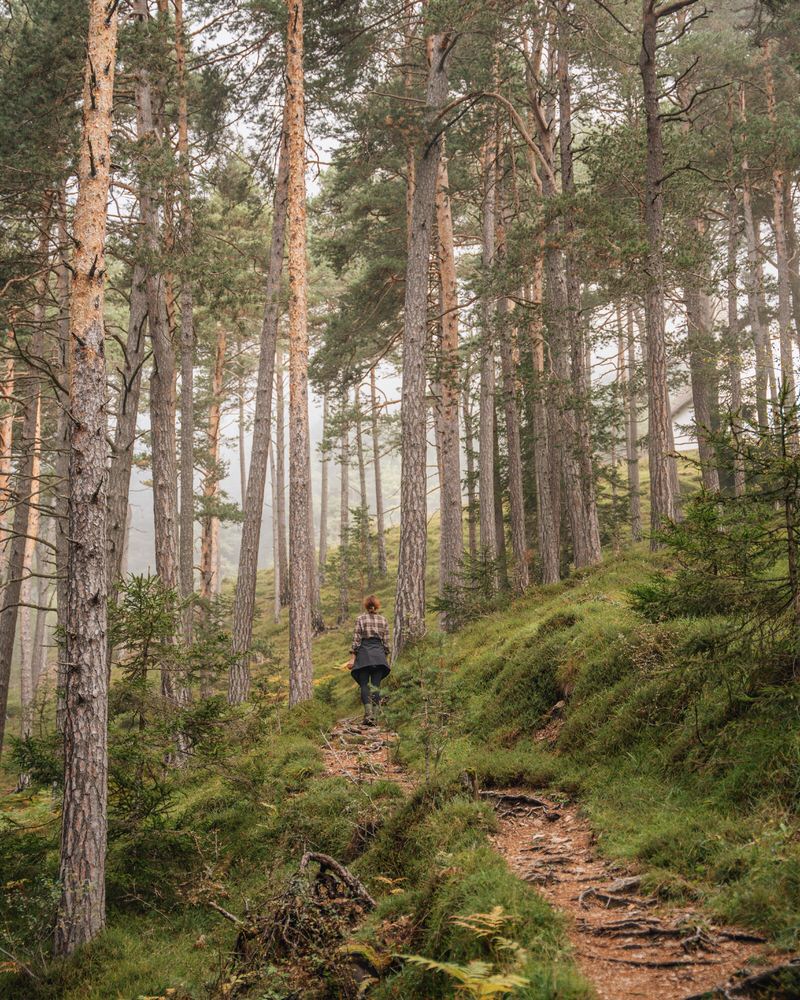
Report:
400,906,529,998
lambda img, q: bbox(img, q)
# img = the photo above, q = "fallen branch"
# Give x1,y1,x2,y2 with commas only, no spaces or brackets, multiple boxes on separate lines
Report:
300,852,376,910
208,900,246,927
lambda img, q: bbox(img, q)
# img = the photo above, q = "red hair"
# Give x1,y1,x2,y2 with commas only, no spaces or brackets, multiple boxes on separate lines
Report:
364,594,381,612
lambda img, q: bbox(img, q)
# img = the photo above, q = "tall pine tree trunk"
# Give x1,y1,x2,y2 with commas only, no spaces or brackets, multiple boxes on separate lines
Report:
54,0,118,953
200,324,226,603
175,0,195,641
107,265,148,585
370,370,388,576
434,154,463,614
271,449,281,623
558,24,602,565
54,195,71,732
338,408,350,623
354,390,373,588
318,393,329,582
623,306,643,539
0,207,50,760
275,347,289,605
530,270,560,583
228,120,289,702
462,379,478,565
133,0,185,703
478,142,498,582
394,31,452,657
764,41,795,398
19,397,41,742
285,0,313,704
639,1,682,543
0,328,14,584
739,83,770,429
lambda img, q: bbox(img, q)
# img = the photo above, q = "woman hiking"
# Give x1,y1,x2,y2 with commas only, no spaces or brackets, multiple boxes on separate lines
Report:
348,595,391,726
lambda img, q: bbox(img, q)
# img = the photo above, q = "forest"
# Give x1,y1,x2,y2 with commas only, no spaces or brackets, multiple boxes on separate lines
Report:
1,0,800,997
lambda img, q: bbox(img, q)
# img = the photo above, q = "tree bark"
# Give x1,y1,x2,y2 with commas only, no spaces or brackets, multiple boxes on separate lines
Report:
354,388,373,588
783,181,800,344
557,23,602,565
107,265,148,585
54,195,71,733
764,41,795,399
200,324,226,604
0,328,14,585
338,405,350,624
623,306,643,539
318,393,329,582
0,205,50,761
462,379,478,565
394,32,452,657
307,444,323,634
285,0,313,705
434,154,463,614
739,83,770,429
175,0,195,641
727,186,745,496
228,119,289,703
133,0,185,704
369,370,387,577
19,396,41,742
639,0,682,543
53,0,118,955
478,142,498,585
498,297,528,593
275,345,289,605
530,274,561,583
270,449,281,624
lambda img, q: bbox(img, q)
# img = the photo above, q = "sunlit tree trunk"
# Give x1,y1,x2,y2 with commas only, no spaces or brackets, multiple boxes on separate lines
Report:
285,0,313,704
54,0,119,954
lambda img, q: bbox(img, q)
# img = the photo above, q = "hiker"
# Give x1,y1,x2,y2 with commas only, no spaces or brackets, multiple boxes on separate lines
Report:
349,594,391,726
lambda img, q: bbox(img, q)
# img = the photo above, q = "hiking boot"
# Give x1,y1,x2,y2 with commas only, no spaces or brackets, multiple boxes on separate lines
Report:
362,702,375,726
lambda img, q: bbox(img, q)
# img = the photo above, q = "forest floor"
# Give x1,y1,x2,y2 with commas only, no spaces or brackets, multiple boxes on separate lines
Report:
320,712,788,1000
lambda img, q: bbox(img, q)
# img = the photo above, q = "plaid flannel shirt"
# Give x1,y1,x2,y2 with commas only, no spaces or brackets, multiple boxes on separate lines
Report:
351,611,391,657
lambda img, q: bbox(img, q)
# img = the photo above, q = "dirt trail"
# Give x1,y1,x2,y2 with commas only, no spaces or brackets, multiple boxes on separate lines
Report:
321,716,786,1000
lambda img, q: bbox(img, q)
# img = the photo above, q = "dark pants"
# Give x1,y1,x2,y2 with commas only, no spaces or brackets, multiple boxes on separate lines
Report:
352,665,388,706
